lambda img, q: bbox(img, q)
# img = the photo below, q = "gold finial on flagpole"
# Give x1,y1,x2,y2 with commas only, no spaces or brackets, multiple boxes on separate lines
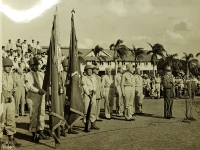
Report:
71,9,75,14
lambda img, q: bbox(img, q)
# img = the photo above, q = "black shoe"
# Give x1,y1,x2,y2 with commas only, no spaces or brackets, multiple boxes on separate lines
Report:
96,119,103,122
9,139,22,147
61,130,67,137
125,119,134,121
165,117,170,119
91,123,100,130
68,129,79,134
39,132,50,140
105,117,111,120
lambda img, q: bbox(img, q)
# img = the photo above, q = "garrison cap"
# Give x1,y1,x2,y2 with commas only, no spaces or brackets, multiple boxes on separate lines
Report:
3,58,13,67
62,59,68,67
29,57,39,66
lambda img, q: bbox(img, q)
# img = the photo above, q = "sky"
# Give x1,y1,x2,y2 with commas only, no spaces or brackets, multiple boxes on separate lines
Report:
1,0,200,59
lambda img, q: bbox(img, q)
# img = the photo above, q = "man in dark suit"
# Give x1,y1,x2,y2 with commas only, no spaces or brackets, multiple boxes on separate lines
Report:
162,66,174,119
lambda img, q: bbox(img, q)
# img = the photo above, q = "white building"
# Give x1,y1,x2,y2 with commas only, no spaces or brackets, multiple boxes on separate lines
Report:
42,46,157,76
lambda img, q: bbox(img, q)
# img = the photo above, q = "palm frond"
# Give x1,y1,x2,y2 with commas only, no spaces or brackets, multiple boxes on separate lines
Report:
147,43,153,49
78,56,86,65
196,52,200,57
97,55,107,62
115,39,123,47
147,50,153,55
109,44,115,50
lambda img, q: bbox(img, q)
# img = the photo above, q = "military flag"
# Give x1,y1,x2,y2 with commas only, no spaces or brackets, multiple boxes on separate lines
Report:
43,9,63,147
66,10,84,128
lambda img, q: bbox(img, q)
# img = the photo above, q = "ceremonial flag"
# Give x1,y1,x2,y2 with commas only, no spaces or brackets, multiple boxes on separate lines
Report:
67,11,84,126
43,9,63,145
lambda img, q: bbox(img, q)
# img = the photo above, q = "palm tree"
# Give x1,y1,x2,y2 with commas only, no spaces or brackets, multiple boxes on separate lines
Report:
165,53,178,67
110,39,129,75
92,45,107,66
147,43,166,77
196,52,200,57
182,52,199,77
130,45,146,71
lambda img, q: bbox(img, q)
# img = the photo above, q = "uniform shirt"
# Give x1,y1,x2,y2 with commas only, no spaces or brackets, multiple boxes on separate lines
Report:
92,74,102,99
2,71,14,92
30,43,36,49
14,73,25,88
115,73,122,87
81,75,96,95
162,74,173,89
36,44,41,50
6,43,13,50
135,74,143,87
16,41,22,48
22,43,28,51
25,71,44,93
102,74,114,88
121,71,135,95
13,61,19,69
155,76,161,84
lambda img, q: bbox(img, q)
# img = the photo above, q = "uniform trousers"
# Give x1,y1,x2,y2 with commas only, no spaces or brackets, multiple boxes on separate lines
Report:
26,92,45,132
96,99,101,120
164,89,173,118
0,96,16,138
14,87,25,116
104,87,114,119
83,94,96,123
155,83,161,98
124,86,134,120
116,86,124,116
135,86,143,113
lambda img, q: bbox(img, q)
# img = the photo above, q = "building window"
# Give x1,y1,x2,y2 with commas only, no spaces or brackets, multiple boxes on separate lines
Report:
100,61,104,65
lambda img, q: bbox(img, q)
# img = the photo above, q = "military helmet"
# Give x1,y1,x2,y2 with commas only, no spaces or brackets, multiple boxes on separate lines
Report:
165,66,171,71
3,58,13,67
29,57,39,66
62,58,68,67
84,65,93,71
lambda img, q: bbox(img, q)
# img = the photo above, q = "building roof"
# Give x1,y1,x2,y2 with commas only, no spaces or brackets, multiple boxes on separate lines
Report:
42,46,152,62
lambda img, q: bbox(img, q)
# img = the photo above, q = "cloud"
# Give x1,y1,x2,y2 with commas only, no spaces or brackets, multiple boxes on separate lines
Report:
174,21,189,32
0,0,60,23
133,0,153,13
163,30,186,44
132,36,151,42
105,0,127,17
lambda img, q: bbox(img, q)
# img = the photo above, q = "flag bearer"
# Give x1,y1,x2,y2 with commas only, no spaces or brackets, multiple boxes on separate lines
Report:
0,58,22,147
25,57,50,142
82,65,99,131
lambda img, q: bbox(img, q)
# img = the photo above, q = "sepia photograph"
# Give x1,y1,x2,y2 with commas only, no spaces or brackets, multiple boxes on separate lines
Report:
0,0,200,149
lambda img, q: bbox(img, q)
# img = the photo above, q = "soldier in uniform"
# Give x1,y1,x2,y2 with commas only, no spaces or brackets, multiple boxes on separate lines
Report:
82,65,99,130
92,65,103,121
115,65,124,117
25,57,50,142
121,64,135,121
102,67,115,119
0,58,22,147
155,73,161,99
162,66,174,119
134,68,144,114
13,68,26,117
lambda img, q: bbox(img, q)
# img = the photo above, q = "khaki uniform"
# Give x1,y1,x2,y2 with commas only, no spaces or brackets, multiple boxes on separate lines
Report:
121,71,135,120
25,71,45,132
102,75,115,119
81,75,96,123
162,74,174,118
155,77,161,98
135,74,143,113
13,72,26,116
92,74,103,120
115,73,124,116
0,71,16,138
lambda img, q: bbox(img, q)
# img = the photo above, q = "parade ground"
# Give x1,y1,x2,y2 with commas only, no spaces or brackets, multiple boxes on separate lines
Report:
3,97,200,150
